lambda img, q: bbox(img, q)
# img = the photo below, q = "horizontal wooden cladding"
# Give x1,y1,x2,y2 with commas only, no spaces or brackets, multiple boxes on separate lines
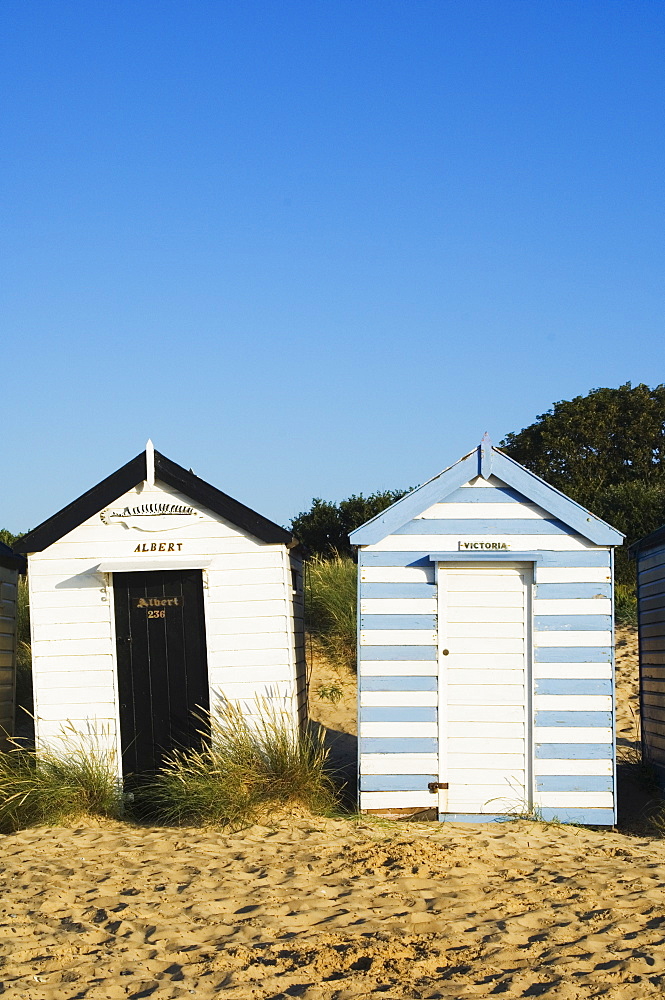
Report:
535,678,612,695
638,580,665,599
359,646,437,661
32,670,114,690
360,737,438,754
449,638,524,654
360,775,437,792
0,651,15,669
30,603,111,626
535,630,612,646
209,681,294,703
537,567,611,583
535,663,612,679
37,686,115,707
207,632,292,653
538,807,614,825
361,567,435,584
638,606,665,623
446,705,524,723
361,676,437,691
208,648,292,668
536,775,613,793
534,791,614,808
360,660,438,676
360,630,436,646
397,517,576,535
535,726,612,742
360,691,438,707
361,550,611,568
418,501,551,519
535,583,611,599
446,622,523,639
534,646,611,663
534,758,613,775
637,565,665,587
447,722,524,740
535,742,612,759
32,622,112,642
366,535,595,553
361,753,438,775
209,665,294,688
33,654,114,673
534,694,612,711
0,635,15,651
635,545,665,572
640,638,665,652
360,614,435,630
446,668,523,686
535,711,612,727
361,707,436,723
448,591,524,607
360,722,438,738
361,583,436,599
360,599,437,615
205,598,288,618
534,600,612,616
360,791,434,809
205,615,287,635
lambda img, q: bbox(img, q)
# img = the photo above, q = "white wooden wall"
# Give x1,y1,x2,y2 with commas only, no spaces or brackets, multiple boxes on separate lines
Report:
0,565,18,740
358,474,615,825
28,481,304,761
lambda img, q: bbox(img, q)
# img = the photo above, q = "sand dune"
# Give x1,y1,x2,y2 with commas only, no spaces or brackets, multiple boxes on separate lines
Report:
2,625,663,999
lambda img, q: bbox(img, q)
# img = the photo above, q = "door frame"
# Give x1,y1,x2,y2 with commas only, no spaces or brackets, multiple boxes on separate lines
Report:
106,565,212,782
434,558,535,818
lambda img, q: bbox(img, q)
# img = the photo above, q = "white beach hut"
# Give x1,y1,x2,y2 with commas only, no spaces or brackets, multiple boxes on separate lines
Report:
14,443,306,777
350,436,624,825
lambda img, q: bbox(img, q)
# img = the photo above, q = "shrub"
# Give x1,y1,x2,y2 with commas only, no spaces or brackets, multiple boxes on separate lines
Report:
615,583,638,627
135,698,337,828
305,554,357,670
0,731,122,833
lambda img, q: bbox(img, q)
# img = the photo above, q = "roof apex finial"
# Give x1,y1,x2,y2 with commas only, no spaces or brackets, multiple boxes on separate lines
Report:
146,439,155,486
480,432,493,479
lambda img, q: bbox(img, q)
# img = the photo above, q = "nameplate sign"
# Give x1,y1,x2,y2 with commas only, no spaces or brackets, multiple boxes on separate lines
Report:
458,541,511,551
134,542,184,553
101,503,201,532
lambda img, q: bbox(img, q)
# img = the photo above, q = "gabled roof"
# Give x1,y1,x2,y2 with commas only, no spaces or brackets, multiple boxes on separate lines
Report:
349,436,624,547
14,447,294,553
629,524,665,557
0,540,26,572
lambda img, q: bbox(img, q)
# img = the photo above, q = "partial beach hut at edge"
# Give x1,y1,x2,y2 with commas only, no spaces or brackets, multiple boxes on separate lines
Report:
350,435,624,825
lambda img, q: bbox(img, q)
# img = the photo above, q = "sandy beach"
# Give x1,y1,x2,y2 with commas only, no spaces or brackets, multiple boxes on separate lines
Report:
2,626,664,1000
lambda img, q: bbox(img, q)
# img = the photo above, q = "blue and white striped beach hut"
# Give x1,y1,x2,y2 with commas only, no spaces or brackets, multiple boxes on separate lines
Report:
350,436,624,825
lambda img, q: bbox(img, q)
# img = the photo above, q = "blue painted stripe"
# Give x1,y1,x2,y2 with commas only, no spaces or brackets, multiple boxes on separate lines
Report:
535,678,612,696
360,737,438,754
361,614,435,630
439,486,530,504
359,646,437,661
361,676,438,691
535,615,612,631
535,743,612,759
538,808,614,825
395,518,576,536
360,552,433,567
535,711,612,727
536,775,613,792
360,707,437,723
361,583,436,599
534,647,611,663
439,813,513,823
360,550,610,568
361,775,437,792
535,583,612,599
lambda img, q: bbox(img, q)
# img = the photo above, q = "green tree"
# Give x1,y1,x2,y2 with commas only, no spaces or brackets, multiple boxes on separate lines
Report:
500,384,665,586
290,490,409,558
500,383,665,508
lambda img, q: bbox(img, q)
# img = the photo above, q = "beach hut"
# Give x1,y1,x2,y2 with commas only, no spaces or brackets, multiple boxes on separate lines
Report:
13,442,306,776
630,526,665,788
0,542,25,741
350,436,624,825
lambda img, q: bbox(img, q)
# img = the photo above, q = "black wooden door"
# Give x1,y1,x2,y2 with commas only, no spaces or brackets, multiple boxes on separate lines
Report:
113,569,209,777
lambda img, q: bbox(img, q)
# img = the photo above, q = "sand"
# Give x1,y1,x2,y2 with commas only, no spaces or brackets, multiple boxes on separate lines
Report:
2,625,664,1000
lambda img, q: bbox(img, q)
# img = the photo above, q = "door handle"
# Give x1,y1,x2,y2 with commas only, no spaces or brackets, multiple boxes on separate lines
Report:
442,649,449,656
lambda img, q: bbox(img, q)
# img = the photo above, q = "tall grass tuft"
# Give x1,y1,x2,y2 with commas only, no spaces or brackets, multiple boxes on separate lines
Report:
0,729,122,833
305,554,357,670
615,582,638,628
136,698,337,828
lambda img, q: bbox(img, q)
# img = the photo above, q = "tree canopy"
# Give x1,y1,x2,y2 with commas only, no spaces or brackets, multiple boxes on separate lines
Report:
290,490,409,558
500,383,665,584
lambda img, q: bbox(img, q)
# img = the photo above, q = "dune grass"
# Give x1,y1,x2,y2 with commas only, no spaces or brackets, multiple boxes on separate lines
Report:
305,554,357,670
134,699,338,828
0,731,122,834
615,582,638,627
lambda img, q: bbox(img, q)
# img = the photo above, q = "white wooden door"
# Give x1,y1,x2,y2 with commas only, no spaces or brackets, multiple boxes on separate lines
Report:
438,563,531,816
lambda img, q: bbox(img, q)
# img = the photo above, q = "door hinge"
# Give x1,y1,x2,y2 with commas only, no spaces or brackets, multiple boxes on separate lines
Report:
428,781,449,792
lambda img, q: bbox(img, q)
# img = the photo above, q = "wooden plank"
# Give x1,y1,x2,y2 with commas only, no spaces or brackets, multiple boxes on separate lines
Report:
396,518,576,536
360,791,434,809
418,502,551,520
447,622,524,639
360,599,437,615
446,685,524,706
447,591,524,607
360,660,438,676
534,695,612,711
445,606,524,623
446,705,524,723
534,727,612,742
535,791,614,808
534,758,612,775
360,630,436,646
207,632,290,652
445,668,524,686
360,566,435,584
361,775,437,792
448,638,524,654
534,663,612,679
360,753,438,775
535,631,612,646
447,752,524,770
534,599,612,616
536,567,611,584
360,691,438,708
360,722,438,738
205,599,287,618
37,687,115,707
206,615,287,635
34,622,112,642
446,737,524,754
447,722,524,738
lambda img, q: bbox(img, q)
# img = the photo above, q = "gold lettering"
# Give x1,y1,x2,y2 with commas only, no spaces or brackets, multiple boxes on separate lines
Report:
150,543,157,552
159,542,166,551
142,543,149,552
168,543,175,551
134,544,141,552
137,598,148,607
177,543,182,551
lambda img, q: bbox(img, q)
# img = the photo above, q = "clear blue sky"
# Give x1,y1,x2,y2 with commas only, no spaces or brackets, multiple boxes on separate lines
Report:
2,0,664,535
